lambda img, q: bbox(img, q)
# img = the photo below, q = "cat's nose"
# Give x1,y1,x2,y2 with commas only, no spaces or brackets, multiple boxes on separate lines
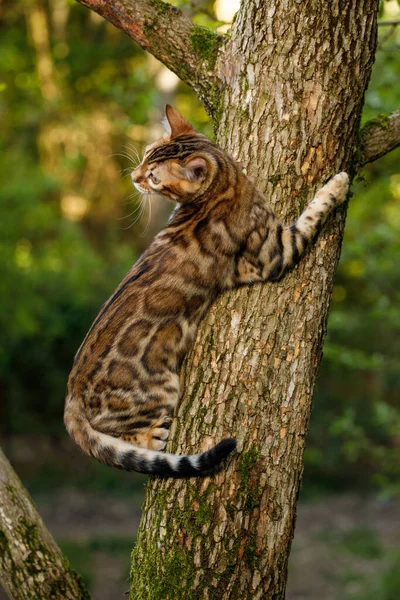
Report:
131,170,143,184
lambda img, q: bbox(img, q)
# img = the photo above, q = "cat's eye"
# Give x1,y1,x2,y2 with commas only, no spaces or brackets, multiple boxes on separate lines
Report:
149,172,160,184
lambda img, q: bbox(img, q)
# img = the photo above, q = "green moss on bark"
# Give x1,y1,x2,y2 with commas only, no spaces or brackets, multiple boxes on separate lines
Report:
0,516,91,599
190,366,205,401
190,25,221,69
150,0,172,16
268,174,281,187
0,528,18,591
238,446,262,511
142,1,180,39
130,535,197,600
361,112,391,132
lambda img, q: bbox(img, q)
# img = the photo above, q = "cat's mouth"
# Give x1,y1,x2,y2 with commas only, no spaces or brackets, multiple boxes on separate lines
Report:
134,182,149,194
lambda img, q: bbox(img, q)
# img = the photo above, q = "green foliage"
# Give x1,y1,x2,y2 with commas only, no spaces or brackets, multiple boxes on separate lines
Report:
349,550,400,600
59,535,133,590
340,528,383,559
1,0,399,501
319,527,383,559
305,144,400,495
0,0,210,437
20,453,147,499
304,6,400,496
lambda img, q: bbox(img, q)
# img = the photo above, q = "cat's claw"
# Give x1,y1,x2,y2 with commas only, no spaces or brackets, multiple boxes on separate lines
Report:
152,427,170,441
150,439,167,451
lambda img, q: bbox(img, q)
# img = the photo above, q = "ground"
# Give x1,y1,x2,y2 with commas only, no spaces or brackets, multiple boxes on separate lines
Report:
1,489,399,600
1,437,399,600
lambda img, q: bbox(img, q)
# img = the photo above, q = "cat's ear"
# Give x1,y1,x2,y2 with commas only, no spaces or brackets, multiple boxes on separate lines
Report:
164,104,195,138
184,157,208,182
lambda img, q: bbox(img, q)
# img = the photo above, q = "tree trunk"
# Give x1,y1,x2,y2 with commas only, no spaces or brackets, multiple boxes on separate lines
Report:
129,1,378,599
0,448,91,600
70,0,400,595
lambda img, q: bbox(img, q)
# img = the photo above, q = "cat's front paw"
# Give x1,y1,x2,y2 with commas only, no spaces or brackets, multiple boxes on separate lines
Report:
326,172,349,205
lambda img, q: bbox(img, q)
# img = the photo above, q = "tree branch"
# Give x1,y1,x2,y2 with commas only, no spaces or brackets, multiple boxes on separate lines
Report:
74,0,223,112
378,19,400,26
0,447,91,600
359,110,400,166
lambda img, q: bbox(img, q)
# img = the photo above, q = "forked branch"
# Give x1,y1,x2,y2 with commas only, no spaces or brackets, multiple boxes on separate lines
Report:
360,110,400,165
74,0,224,112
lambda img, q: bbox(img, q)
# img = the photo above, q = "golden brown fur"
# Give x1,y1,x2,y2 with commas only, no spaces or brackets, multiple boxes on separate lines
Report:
64,105,349,477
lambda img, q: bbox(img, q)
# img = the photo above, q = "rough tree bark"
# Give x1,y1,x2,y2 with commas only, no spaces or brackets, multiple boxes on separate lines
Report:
127,3,380,598
2,1,399,598
360,109,400,165
67,0,400,598
2,1,399,599
0,448,91,600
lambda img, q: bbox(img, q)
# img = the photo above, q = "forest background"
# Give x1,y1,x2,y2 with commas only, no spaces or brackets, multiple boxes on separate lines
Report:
1,0,400,598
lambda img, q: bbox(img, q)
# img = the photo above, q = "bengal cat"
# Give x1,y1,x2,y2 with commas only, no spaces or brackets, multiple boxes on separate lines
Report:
64,105,349,478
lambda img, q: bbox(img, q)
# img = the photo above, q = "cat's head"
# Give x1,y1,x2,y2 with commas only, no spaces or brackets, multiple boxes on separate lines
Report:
131,106,218,203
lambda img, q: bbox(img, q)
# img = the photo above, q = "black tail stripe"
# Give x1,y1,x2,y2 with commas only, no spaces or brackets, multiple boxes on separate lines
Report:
100,438,237,478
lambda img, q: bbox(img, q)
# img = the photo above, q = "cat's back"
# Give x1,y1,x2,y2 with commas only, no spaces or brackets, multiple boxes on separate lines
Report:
66,225,207,395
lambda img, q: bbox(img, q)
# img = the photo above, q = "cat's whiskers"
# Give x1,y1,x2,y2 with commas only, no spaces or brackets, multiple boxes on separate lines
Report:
121,165,135,176
120,194,138,207
108,144,143,180
120,190,150,231
120,188,143,204
124,143,141,164
140,193,152,237
119,190,143,220
119,200,144,221
109,152,140,181
109,152,139,166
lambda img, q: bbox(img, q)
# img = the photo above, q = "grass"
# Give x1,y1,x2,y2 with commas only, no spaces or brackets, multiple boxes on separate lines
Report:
339,527,383,559
317,526,383,559
349,550,400,600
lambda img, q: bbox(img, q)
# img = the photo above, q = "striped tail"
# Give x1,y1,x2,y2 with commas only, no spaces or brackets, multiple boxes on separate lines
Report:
65,411,236,478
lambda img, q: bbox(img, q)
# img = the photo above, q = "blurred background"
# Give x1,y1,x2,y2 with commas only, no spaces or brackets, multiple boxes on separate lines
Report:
0,0,399,598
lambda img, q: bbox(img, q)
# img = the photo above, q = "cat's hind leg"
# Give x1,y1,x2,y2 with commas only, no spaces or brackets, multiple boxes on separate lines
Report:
147,416,172,451
122,415,172,451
